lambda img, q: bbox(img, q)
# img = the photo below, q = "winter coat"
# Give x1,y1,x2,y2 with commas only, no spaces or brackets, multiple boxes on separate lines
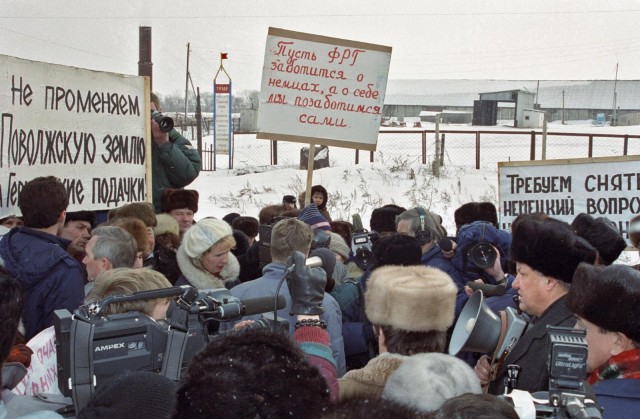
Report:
219,262,346,376
488,295,576,395
421,244,466,291
152,130,201,213
144,242,182,285
593,377,640,418
338,352,408,401
0,227,85,340
175,245,240,290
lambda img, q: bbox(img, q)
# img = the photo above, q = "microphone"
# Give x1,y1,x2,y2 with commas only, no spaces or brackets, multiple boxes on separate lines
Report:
439,238,454,252
465,281,506,297
214,295,286,319
285,255,323,275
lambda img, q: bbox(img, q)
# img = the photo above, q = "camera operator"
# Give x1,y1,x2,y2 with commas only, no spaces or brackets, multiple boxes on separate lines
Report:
219,218,346,376
174,250,338,418
150,92,201,213
474,215,597,395
567,263,640,417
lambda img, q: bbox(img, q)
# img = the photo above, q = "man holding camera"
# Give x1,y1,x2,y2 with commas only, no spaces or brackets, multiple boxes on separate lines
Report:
219,217,346,376
474,215,596,395
150,92,201,213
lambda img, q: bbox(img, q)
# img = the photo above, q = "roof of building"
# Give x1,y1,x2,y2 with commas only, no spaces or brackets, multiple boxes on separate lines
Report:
384,80,640,109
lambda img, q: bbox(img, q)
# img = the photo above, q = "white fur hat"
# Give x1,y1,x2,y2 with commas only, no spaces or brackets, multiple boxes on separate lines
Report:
181,218,232,258
154,213,180,237
382,353,482,412
365,265,457,332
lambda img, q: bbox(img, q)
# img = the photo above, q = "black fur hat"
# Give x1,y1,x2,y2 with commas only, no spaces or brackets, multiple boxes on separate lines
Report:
510,216,596,283
370,204,406,234
372,233,422,268
568,263,640,342
160,188,199,213
232,216,259,239
454,202,498,231
571,213,627,265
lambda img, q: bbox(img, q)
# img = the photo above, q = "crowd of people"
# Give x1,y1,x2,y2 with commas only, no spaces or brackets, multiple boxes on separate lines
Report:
1,137,640,417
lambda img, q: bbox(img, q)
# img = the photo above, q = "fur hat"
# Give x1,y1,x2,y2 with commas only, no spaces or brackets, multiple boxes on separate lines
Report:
571,213,626,265
282,195,297,205
372,233,422,268
108,202,156,227
365,265,457,332
382,353,481,413
370,204,406,234
222,212,241,225
154,213,179,237
568,263,640,342
454,202,498,231
108,217,150,254
510,217,596,283
328,232,350,260
65,210,97,228
232,216,259,239
160,188,199,213
77,371,176,419
298,203,331,231
181,218,233,258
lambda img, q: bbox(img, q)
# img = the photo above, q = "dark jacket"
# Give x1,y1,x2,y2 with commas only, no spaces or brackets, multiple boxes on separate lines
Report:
144,242,182,285
152,130,201,212
593,377,640,418
422,244,466,290
489,295,576,395
0,227,85,340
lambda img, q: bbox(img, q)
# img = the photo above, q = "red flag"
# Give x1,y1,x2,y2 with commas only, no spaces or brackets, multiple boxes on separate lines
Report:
221,53,228,60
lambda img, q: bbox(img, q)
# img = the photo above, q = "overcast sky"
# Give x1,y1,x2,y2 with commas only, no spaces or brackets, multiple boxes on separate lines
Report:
2,0,640,96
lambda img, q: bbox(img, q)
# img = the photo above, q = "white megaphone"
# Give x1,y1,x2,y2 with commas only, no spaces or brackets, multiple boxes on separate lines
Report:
449,290,528,361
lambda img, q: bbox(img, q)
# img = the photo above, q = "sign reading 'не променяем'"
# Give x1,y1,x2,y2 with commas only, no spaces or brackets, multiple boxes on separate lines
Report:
257,28,392,151
0,55,148,217
498,156,640,242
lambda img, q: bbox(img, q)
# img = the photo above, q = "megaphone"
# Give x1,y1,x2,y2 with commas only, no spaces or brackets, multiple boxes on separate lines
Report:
449,291,528,361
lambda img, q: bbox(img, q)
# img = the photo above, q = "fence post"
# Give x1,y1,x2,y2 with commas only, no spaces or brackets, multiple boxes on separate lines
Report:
421,130,427,165
541,117,547,160
433,115,441,176
273,140,278,166
624,134,629,156
588,135,593,158
440,133,445,167
370,150,374,163
475,131,480,170
355,149,359,165
530,131,536,160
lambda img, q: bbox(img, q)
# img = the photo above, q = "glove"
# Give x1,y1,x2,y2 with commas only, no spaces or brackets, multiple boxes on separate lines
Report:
286,251,327,315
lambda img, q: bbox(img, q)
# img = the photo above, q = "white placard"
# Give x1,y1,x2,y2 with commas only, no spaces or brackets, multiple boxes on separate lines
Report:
498,156,640,241
214,83,231,154
0,54,148,217
257,28,392,151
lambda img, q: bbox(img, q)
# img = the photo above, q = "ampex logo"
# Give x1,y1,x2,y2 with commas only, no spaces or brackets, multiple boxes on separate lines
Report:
94,343,126,352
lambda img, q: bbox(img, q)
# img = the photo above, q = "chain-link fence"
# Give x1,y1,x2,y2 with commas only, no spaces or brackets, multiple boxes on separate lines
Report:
192,129,640,172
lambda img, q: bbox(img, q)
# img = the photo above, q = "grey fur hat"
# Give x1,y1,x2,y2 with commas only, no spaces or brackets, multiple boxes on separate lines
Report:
382,353,481,413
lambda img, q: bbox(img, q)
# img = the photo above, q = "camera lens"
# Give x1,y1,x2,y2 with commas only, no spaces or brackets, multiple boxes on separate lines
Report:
468,242,497,269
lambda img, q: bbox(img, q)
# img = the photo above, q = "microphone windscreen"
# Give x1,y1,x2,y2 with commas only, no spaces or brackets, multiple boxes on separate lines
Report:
439,238,453,252
242,295,286,316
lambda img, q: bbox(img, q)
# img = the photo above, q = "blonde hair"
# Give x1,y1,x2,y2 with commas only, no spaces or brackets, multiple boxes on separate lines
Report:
86,268,171,317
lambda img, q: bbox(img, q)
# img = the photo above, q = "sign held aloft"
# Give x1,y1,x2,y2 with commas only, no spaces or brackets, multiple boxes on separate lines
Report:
257,27,392,151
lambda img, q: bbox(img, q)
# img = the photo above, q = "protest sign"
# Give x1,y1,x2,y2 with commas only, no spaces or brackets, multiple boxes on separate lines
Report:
257,27,392,151
498,156,640,241
0,54,149,217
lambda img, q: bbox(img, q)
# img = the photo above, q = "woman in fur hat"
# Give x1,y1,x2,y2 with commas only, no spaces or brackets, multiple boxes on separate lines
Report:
175,218,240,290
568,263,640,417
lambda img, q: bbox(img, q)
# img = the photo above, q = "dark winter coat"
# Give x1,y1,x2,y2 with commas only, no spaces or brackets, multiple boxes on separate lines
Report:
488,295,576,395
593,377,640,418
0,227,85,340
152,130,201,212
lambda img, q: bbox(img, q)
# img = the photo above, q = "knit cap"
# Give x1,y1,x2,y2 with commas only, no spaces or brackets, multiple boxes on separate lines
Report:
328,232,350,260
298,203,331,231
181,218,232,258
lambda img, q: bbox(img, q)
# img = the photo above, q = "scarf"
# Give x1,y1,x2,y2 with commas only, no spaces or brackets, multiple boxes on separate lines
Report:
588,348,640,384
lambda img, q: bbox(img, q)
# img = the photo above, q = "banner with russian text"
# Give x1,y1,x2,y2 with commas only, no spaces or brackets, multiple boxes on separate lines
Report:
257,27,392,151
0,55,148,217
498,156,640,242
214,82,231,155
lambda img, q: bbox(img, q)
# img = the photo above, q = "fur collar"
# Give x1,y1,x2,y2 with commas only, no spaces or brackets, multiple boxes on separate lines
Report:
176,246,240,290
340,352,408,387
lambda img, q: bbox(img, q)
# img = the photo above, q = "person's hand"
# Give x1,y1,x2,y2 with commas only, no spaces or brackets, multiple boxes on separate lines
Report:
474,354,492,385
286,251,327,315
233,320,256,330
151,117,170,146
483,245,505,282
464,279,484,297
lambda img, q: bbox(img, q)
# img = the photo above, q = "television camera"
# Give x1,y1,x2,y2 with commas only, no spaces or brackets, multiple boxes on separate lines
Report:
151,110,174,133
351,214,378,270
449,292,602,418
54,285,285,413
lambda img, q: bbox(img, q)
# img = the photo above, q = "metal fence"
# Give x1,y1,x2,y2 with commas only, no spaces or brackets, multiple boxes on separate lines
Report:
193,129,640,172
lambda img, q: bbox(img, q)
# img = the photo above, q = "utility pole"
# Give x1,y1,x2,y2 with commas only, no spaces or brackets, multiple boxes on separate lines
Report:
562,90,565,125
612,63,618,126
184,43,190,122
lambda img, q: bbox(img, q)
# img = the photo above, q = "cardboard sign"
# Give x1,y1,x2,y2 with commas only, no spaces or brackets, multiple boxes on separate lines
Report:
257,28,392,151
0,54,149,217
498,156,640,241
